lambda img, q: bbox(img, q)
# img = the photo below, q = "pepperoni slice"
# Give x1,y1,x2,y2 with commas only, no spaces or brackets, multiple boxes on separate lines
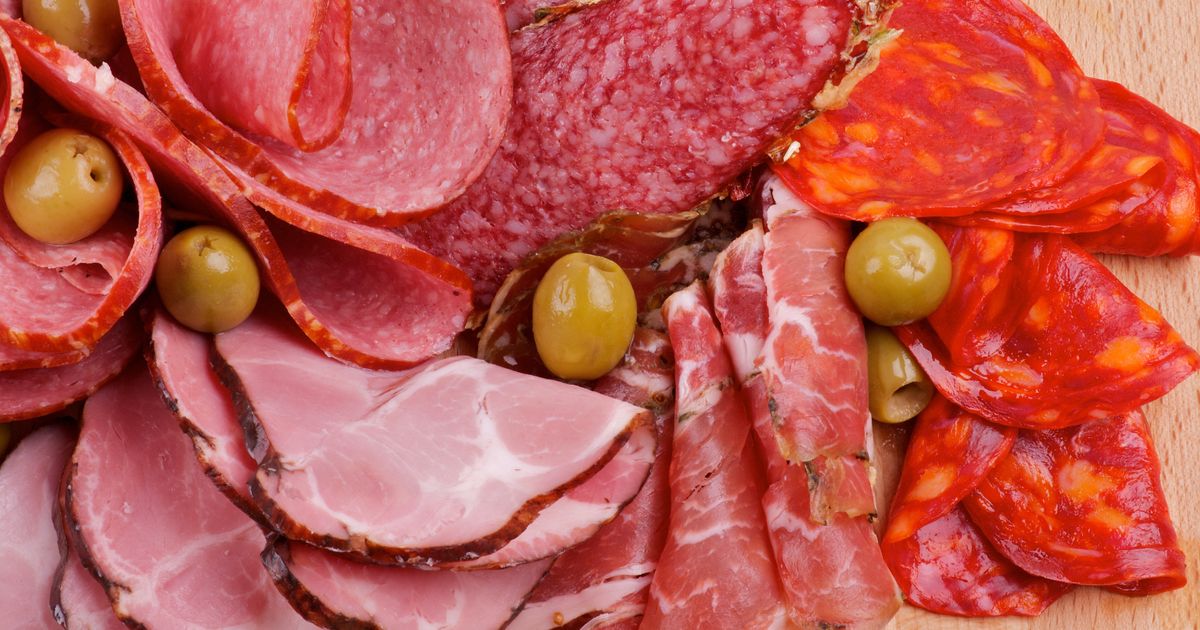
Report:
964,411,1186,595
884,397,1016,544
896,227,1200,429
778,0,1106,219
882,506,1073,617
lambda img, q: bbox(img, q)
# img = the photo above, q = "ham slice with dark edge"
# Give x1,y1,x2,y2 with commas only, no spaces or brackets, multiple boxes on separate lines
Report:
0,14,475,369
213,304,654,565
709,216,900,628
509,329,675,629
65,366,315,628
0,423,73,629
121,0,512,225
402,0,889,303
646,282,790,628
52,538,124,629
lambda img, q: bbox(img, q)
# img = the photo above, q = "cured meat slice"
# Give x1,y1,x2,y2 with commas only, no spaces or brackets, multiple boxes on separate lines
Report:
646,282,790,629
777,0,1106,220
0,25,20,159
881,506,1072,617
66,366,313,628
0,113,161,353
402,0,875,302
895,226,1200,429
0,16,474,368
52,543,123,629
884,397,1016,544
0,423,73,629
510,330,675,629
0,315,139,422
214,305,653,565
123,0,512,224
710,221,900,628
759,175,874,517
263,539,548,629
1074,80,1200,256
964,411,1187,595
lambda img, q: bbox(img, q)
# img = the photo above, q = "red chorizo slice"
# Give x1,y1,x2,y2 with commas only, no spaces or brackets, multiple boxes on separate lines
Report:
964,411,1186,595
883,396,1016,544
881,506,1073,617
896,227,1200,429
777,0,1105,220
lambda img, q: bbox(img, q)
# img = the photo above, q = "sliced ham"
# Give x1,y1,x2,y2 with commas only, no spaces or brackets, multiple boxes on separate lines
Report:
122,0,513,225
709,220,900,628
0,15,474,368
264,539,549,629
214,305,654,565
66,366,314,628
52,543,123,629
402,0,875,303
0,423,74,629
509,330,675,629
646,282,790,629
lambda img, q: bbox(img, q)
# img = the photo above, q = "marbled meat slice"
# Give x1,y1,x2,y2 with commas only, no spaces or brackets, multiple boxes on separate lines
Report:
777,0,1106,219
122,0,512,224
0,15,474,368
710,222,900,628
965,411,1187,595
214,305,653,565
509,329,675,629
263,539,548,629
895,226,1200,429
402,0,871,302
0,424,74,629
52,541,123,629
645,282,789,629
65,366,314,628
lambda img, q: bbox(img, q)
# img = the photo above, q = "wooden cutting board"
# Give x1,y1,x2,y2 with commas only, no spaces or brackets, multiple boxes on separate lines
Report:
890,1,1200,628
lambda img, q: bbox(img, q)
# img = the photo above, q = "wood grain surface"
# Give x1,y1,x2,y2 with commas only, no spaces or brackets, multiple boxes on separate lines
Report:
889,1,1200,628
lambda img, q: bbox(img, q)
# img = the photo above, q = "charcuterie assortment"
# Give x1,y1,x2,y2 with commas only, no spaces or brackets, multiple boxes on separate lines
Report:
0,1,1195,629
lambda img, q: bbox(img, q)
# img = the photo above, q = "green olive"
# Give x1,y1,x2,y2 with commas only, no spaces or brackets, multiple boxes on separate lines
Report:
845,218,951,326
866,325,933,424
156,226,261,334
0,424,9,459
533,252,636,381
23,0,124,63
4,128,124,245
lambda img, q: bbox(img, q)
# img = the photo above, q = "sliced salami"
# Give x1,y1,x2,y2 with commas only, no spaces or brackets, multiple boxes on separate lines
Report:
122,0,512,225
214,304,653,565
881,506,1073,617
778,0,1106,219
0,16,474,368
647,282,790,628
0,315,140,422
964,411,1187,595
896,227,1200,429
0,424,74,629
402,0,873,302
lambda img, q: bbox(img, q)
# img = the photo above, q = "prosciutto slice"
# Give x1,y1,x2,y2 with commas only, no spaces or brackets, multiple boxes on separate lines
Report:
645,282,790,629
0,423,74,629
709,220,900,628
509,329,675,629
214,305,653,565
66,366,314,628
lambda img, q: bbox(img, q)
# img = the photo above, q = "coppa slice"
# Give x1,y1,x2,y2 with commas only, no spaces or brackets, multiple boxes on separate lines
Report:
122,0,512,225
66,366,313,628
778,0,1105,220
264,540,548,629
0,15,474,369
510,329,675,629
646,282,790,628
965,411,1186,595
214,305,653,565
896,226,1200,429
0,423,74,629
402,0,882,302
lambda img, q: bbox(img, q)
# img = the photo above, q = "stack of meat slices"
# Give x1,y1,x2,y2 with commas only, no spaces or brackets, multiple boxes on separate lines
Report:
775,0,1199,617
